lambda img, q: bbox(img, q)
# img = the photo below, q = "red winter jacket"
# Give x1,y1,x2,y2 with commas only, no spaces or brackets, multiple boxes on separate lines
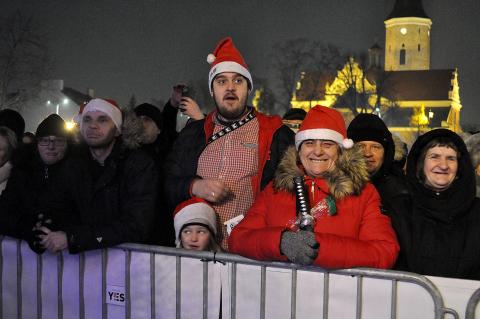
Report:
229,147,399,269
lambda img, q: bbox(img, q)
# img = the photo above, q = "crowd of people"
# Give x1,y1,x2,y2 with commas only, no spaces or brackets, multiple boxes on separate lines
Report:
1,37,480,280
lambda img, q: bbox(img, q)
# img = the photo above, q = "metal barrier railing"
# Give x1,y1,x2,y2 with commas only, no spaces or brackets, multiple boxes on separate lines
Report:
466,288,480,319
0,236,465,319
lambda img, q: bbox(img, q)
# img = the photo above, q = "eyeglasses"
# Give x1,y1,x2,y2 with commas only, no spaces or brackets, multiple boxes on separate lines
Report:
37,137,67,147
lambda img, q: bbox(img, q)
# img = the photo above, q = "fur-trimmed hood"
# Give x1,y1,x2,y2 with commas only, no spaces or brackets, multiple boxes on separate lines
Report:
119,110,144,150
274,145,370,200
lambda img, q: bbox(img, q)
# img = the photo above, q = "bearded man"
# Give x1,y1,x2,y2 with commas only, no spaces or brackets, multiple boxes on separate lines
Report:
164,37,294,249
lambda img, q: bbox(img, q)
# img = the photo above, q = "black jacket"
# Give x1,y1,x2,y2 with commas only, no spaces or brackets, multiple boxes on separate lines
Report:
46,140,158,253
0,146,72,239
163,109,294,210
139,101,179,246
387,129,480,279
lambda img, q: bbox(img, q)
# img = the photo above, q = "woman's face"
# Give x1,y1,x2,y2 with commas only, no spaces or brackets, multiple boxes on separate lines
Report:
299,139,339,178
423,146,458,191
180,225,211,251
0,135,10,167
37,136,68,165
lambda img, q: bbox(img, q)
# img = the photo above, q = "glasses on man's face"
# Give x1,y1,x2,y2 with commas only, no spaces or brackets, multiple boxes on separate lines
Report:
37,137,67,147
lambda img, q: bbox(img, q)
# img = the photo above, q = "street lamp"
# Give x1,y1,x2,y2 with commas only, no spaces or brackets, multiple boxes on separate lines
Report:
55,98,69,115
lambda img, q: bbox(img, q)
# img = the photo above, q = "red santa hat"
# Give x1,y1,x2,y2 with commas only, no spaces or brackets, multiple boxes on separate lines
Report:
295,105,354,150
207,37,253,94
81,98,122,133
173,197,217,248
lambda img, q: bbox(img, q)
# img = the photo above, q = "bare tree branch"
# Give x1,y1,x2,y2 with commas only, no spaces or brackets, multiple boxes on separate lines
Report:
0,10,52,112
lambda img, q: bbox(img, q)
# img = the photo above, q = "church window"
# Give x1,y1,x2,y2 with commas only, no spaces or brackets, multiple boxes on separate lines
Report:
400,44,406,65
418,44,421,51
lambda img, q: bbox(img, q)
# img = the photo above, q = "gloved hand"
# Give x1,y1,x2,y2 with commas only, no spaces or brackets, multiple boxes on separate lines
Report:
26,213,54,255
280,230,319,265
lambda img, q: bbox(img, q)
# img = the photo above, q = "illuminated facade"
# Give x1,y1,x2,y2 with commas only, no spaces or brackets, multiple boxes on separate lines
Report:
289,0,462,144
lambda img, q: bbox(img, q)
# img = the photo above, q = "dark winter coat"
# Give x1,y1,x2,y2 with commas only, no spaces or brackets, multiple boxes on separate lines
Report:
45,134,158,254
0,146,72,239
387,129,480,279
139,101,179,246
163,108,294,210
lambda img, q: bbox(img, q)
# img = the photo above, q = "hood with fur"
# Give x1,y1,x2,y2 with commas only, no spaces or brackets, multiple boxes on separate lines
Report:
274,145,369,201
119,110,144,150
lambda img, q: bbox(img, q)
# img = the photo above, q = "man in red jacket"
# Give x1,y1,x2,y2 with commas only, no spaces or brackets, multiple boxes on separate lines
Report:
164,37,294,249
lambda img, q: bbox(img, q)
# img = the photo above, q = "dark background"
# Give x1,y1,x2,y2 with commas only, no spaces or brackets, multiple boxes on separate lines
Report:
1,0,479,126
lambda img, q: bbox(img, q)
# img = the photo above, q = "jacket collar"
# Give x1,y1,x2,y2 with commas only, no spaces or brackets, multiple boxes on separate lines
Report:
273,145,370,201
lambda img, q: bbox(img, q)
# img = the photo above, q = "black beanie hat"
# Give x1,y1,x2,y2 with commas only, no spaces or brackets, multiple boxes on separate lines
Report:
347,113,391,149
283,108,307,121
0,109,25,140
134,103,163,131
35,114,68,138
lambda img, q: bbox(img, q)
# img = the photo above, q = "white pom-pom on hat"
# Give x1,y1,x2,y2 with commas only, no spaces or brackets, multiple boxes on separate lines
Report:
342,138,354,149
207,53,216,64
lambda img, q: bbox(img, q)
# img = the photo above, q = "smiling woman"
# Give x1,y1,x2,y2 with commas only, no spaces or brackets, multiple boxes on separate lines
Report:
385,128,480,280
228,105,399,269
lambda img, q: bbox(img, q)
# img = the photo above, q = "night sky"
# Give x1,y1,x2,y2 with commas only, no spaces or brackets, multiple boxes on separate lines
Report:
1,0,479,126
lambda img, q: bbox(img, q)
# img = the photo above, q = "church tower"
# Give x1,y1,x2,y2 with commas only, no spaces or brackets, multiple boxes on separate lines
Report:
384,0,432,71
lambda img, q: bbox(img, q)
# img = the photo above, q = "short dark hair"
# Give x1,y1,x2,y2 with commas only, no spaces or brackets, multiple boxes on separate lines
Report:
416,136,460,184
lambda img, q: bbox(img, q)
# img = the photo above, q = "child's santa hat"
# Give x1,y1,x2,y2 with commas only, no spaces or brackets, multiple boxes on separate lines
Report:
207,37,252,94
173,197,217,247
295,105,353,150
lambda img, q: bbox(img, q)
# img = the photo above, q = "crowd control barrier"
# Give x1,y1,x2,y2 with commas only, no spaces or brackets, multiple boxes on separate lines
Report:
1,235,479,318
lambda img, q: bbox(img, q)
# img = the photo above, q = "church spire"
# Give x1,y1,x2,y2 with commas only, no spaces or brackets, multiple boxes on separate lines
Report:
387,0,429,19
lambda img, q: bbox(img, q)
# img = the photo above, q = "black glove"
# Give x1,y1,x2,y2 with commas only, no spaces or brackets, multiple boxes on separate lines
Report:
26,213,54,255
280,230,319,265
27,228,47,254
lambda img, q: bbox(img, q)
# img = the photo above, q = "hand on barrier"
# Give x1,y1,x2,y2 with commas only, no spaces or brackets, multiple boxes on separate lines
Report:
26,213,54,254
38,227,68,253
280,230,319,265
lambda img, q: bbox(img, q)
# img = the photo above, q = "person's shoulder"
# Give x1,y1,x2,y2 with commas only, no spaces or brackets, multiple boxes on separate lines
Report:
123,147,154,165
255,111,283,127
178,118,206,137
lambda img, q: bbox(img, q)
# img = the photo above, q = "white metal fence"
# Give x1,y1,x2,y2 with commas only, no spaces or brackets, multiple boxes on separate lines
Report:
1,235,479,318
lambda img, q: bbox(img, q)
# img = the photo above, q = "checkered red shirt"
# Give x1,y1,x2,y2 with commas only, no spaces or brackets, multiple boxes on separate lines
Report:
197,116,259,250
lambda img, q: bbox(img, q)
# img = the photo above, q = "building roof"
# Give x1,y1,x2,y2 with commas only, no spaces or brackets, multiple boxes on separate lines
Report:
296,68,455,102
386,0,429,20
380,69,455,101
61,87,92,107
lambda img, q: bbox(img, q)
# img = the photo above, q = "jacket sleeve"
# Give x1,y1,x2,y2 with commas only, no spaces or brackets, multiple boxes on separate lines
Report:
161,100,179,146
314,184,400,269
261,125,294,190
163,120,205,210
66,153,158,253
228,184,288,261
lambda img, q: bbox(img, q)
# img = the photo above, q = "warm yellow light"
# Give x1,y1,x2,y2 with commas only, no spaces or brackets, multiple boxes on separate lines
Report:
400,27,407,35
65,121,76,130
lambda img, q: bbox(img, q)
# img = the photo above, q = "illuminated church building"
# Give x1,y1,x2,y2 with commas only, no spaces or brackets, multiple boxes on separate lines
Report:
289,0,462,144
